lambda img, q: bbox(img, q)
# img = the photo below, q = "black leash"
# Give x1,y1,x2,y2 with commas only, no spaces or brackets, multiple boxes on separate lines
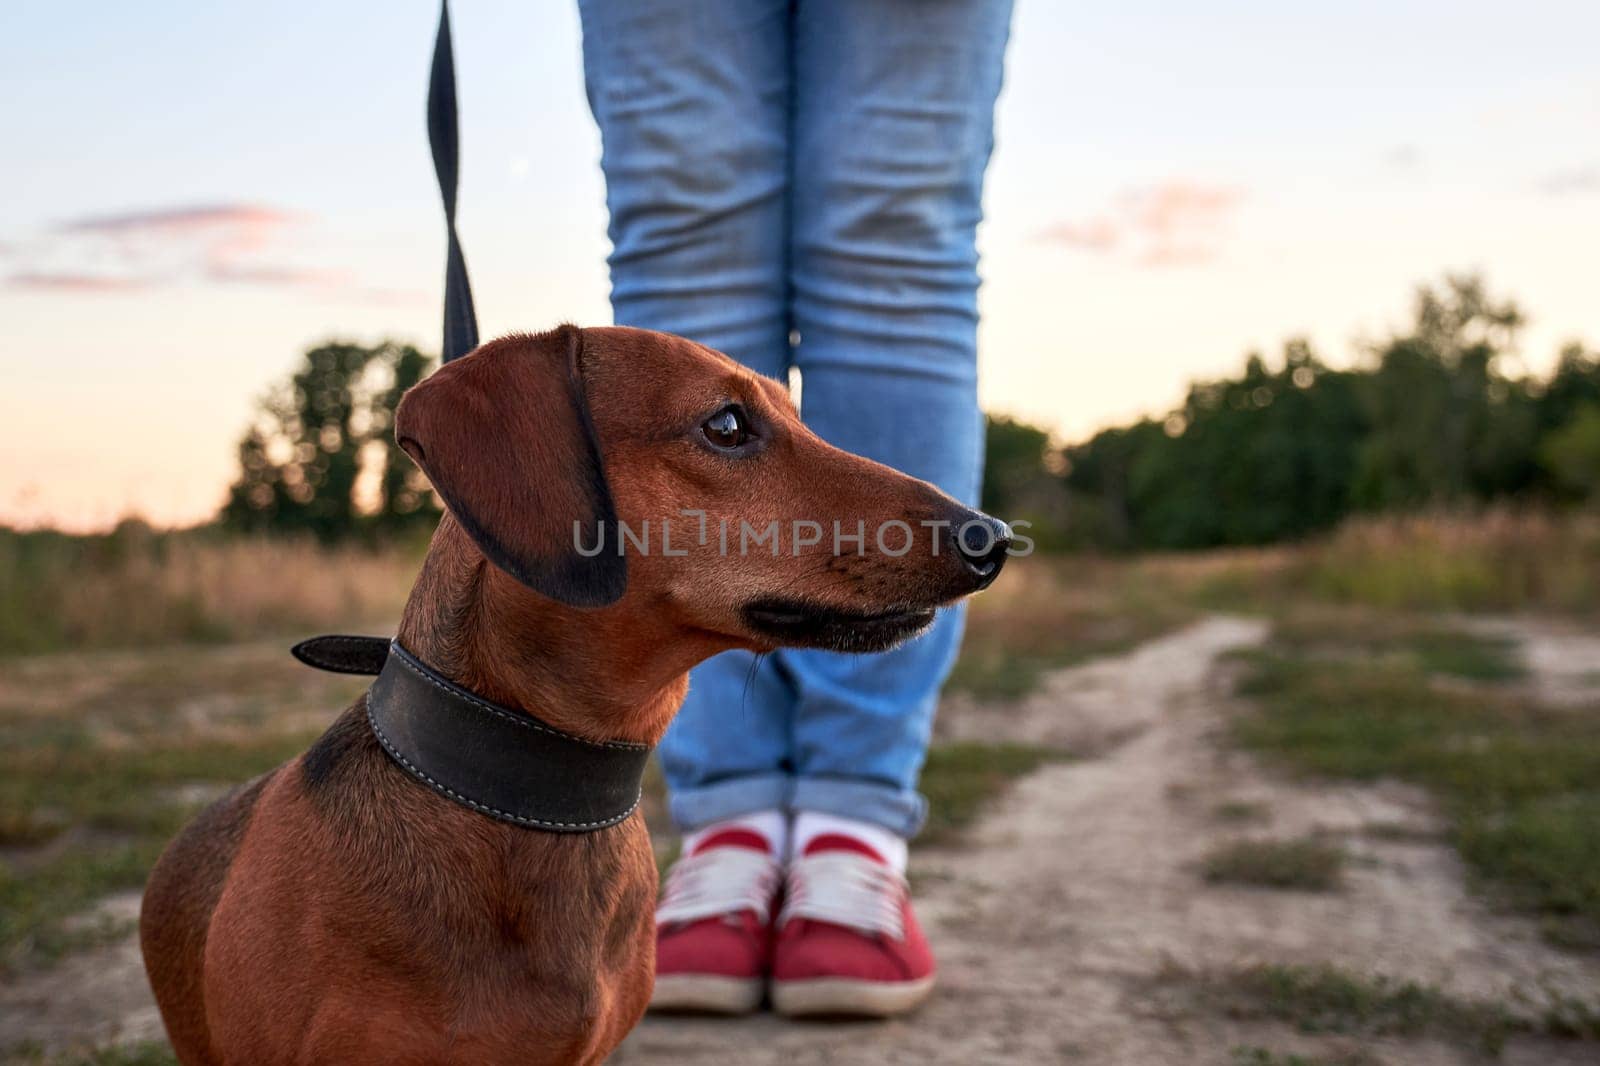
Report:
293,636,651,832
428,0,478,363
280,24,647,832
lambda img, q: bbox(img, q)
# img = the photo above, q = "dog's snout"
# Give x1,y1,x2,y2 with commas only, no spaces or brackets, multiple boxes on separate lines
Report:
950,513,1011,588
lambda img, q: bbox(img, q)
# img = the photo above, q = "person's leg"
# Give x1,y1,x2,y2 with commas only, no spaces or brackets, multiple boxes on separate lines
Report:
578,0,797,828
784,0,1014,837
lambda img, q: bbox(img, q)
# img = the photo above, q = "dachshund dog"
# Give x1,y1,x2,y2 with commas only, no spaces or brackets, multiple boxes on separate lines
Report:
139,325,1010,1065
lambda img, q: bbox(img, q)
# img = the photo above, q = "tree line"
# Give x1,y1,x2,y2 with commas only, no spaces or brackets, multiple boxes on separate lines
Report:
224,276,1600,551
984,275,1600,550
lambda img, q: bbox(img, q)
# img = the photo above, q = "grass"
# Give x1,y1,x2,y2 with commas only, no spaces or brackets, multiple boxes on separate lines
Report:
1265,606,1525,682
0,523,415,656
4,1041,178,1066
918,741,1071,845
1176,962,1600,1057
1402,629,1524,682
1461,794,1600,951
0,511,1590,984
0,727,318,971
0,640,363,972
3,508,1594,662
1301,511,1600,615
1232,620,1600,947
1169,510,1600,618
1213,800,1272,823
1360,821,1445,845
1201,836,1347,891
1230,1047,1376,1066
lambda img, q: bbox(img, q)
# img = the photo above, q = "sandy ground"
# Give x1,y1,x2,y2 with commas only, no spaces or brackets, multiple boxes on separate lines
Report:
0,893,164,1052
5,616,1599,1063
618,617,1600,1065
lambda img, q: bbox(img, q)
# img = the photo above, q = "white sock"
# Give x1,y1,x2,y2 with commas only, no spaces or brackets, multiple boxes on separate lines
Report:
792,810,908,874
682,808,788,858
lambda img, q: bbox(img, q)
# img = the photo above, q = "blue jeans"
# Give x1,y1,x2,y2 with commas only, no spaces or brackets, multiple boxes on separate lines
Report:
579,0,1013,838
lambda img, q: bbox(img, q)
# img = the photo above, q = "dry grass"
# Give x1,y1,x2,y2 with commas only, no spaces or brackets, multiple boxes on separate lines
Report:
0,524,418,655
1265,604,1526,681
0,639,368,970
1162,962,1600,1057
4,1041,178,1066
1304,510,1600,613
1200,836,1347,891
1167,509,1600,617
5,507,1593,660
1230,1047,1377,1066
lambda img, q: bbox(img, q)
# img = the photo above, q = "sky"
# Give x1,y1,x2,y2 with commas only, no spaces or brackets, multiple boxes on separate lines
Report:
2,1,1598,531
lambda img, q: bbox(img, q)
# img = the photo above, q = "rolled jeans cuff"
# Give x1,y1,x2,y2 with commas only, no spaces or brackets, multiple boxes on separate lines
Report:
666,772,793,833
792,776,926,839
667,773,927,839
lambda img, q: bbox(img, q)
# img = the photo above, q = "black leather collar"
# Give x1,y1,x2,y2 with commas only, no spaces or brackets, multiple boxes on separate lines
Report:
292,635,650,832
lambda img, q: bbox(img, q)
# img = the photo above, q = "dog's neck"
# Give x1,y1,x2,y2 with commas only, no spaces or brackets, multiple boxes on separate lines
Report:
395,518,708,747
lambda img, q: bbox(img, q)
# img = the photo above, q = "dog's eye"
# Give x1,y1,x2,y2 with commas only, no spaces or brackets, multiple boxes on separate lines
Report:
701,406,751,450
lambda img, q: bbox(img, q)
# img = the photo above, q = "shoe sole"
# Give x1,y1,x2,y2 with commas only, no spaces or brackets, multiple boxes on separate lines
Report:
649,974,764,1015
771,975,936,1018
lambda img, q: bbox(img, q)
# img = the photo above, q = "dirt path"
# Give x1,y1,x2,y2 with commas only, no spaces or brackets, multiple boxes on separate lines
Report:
7,616,1599,1063
619,616,1600,1065
0,893,164,1053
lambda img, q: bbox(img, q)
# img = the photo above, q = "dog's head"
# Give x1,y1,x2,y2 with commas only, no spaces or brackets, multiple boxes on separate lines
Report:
396,325,1009,655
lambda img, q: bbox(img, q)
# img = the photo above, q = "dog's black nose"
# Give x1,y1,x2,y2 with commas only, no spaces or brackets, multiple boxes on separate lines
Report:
951,513,1011,588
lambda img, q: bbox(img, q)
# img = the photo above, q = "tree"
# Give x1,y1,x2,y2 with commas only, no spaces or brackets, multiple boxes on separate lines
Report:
1057,339,1369,549
1060,420,1165,548
1135,341,1368,548
222,341,437,540
1534,344,1600,502
1053,274,1597,551
1352,275,1538,509
1541,404,1600,503
1536,343,1600,438
981,415,1050,515
981,415,1073,549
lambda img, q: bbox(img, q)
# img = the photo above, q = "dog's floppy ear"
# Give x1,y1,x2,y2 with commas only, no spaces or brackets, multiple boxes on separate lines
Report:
395,325,626,607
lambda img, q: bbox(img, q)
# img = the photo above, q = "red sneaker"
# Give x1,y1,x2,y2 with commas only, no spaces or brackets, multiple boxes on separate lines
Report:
771,834,936,1017
651,828,782,1014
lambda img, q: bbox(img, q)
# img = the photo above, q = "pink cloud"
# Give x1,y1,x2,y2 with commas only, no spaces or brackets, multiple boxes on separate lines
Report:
3,202,368,295
7,272,154,292
1038,179,1243,268
56,203,301,237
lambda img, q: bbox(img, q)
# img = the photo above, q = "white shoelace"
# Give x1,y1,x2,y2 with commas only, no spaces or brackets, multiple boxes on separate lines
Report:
656,846,782,928
777,851,907,941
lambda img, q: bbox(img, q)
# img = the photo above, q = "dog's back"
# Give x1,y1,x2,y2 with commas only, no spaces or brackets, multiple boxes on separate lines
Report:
140,769,276,1065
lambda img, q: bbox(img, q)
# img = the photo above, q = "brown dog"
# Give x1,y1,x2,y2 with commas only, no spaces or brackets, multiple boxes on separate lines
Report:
139,325,1009,1065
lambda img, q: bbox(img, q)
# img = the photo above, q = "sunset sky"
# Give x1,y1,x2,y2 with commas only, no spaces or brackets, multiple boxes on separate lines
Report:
3,1,1598,530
